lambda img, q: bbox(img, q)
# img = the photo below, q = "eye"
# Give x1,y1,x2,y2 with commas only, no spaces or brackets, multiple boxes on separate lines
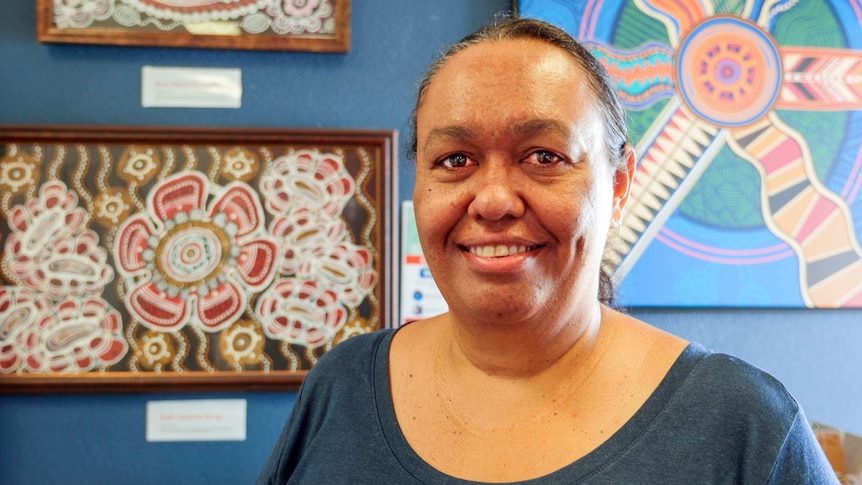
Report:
438,153,472,169
525,150,565,166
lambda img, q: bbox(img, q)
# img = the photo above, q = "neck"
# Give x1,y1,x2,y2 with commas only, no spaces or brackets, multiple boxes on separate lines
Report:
442,301,605,379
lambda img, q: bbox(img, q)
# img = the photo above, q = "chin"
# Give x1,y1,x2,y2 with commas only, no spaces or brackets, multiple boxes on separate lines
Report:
449,289,545,322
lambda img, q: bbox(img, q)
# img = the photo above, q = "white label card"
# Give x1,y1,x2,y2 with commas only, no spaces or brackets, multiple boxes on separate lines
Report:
146,399,247,442
400,201,448,324
141,66,242,108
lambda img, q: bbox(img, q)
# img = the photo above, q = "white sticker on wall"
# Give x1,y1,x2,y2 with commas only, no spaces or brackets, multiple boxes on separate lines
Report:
146,399,247,442
141,66,242,108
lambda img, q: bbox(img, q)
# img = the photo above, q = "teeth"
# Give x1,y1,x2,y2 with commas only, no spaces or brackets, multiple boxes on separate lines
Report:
470,245,529,257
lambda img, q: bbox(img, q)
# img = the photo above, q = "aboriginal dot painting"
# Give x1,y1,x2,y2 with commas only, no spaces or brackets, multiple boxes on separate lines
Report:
37,0,349,52
520,0,862,308
0,128,394,388
51,0,337,34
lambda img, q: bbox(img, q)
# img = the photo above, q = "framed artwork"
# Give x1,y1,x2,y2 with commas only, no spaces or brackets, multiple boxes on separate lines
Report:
520,0,862,308
36,0,350,52
0,125,397,392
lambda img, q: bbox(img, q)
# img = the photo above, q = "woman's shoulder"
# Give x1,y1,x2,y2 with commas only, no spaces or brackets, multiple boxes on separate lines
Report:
676,343,800,417
607,308,799,417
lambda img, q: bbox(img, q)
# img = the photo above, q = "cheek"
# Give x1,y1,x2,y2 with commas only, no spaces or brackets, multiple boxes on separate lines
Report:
412,181,444,245
544,185,610,241
413,173,462,221
412,181,471,257
412,176,432,220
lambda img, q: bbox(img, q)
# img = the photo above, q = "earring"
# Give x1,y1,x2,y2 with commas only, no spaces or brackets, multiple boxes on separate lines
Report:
608,219,621,239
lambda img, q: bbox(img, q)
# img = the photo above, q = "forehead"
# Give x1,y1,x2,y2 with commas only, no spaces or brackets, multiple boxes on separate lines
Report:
446,36,582,72
417,38,602,141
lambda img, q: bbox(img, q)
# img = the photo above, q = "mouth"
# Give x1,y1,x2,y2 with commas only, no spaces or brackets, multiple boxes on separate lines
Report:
463,244,540,258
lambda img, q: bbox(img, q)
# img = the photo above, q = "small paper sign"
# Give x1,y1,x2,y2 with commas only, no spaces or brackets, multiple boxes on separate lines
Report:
400,201,448,324
146,399,247,442
142,66,242,108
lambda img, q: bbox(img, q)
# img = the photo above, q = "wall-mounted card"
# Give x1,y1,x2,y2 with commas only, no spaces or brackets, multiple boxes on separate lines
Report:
142,66,242,109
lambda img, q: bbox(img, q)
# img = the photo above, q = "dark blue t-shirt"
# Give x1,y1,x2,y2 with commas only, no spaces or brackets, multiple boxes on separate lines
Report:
257,329,838,484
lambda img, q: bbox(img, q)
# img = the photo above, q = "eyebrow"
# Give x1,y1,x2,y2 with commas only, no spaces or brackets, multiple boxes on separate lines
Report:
511,118,572,139
421,118,572,152
421,125,475,152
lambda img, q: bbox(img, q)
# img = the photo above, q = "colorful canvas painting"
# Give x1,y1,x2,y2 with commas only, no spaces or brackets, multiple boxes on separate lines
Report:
520,0,862,308
0,126,395,391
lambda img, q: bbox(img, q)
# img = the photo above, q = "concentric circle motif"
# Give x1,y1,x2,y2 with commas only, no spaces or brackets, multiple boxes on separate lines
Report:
136,330,175,368
676,16,782,127
156,221,229,287
220,320,264,366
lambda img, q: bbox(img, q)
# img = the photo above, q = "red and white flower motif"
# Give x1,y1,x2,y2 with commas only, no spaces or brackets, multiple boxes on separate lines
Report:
21,297,127,374
269,205,347,276
281,0,321,18
123,0,266,19
256,279,347,348
114,172,278,333
0,287,52,374
267,0,330,35
3,182,113,298
6,181,88,244
54,0,113,29
305,242,377,306
261,149,355,217
256,150,378,347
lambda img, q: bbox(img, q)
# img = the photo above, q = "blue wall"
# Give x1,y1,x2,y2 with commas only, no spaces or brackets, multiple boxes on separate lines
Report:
2,1,861,484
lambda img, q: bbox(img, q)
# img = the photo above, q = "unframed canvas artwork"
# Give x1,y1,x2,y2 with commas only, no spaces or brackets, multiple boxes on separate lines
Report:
520,0,862,308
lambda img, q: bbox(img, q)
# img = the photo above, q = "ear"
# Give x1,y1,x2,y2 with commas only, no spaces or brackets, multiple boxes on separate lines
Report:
611,145,636,227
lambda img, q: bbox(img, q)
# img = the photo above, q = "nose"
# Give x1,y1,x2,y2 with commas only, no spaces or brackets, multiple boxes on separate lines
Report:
466,160,526,222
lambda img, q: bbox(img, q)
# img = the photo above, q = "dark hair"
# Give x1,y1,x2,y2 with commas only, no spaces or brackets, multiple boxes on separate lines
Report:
408,15,630,307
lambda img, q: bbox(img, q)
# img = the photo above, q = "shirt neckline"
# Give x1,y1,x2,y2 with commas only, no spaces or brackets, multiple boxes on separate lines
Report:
372,328,705,484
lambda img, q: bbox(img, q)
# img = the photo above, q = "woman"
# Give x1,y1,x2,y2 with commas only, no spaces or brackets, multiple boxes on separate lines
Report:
257,16,838,484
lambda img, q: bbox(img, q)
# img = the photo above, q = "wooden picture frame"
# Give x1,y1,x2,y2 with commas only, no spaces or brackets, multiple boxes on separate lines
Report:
0,125,397,392
36,0,350,53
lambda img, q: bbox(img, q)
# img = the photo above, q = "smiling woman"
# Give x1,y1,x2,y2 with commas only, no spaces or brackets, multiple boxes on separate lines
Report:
256,15,840,485
411,36,620,328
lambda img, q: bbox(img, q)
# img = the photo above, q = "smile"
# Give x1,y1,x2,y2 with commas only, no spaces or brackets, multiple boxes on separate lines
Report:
466,244,537,258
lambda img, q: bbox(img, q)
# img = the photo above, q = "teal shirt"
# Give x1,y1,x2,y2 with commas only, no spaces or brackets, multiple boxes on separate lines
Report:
258,329,838,484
